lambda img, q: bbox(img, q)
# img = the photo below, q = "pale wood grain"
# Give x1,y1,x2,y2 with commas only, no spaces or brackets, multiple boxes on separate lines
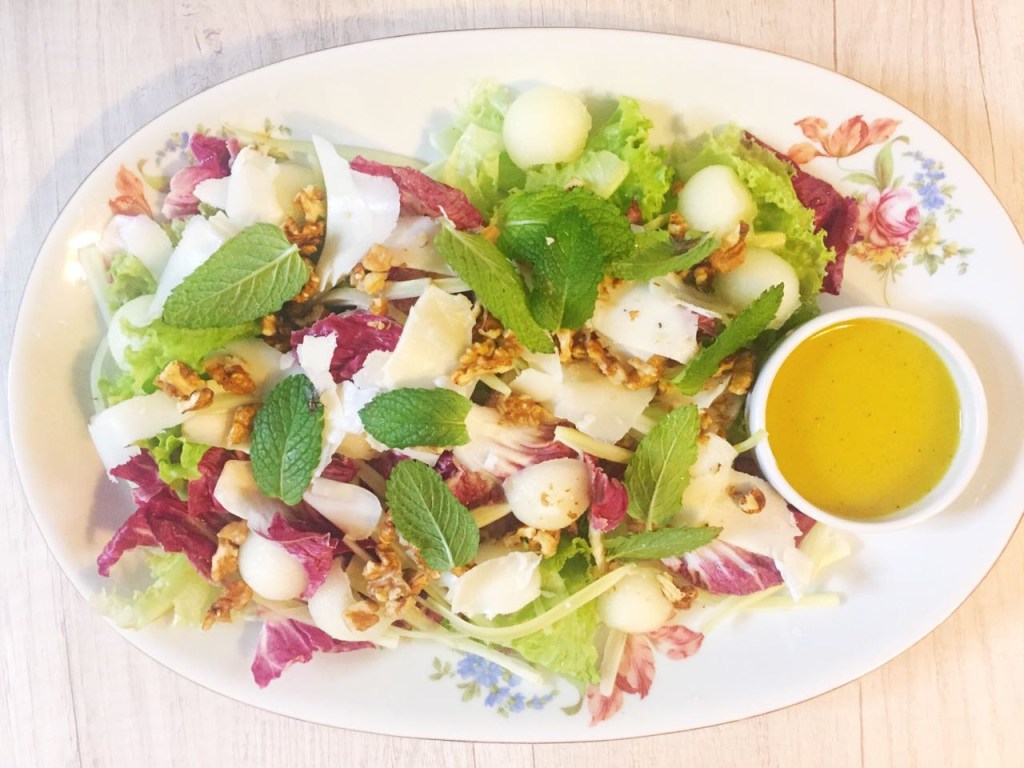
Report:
2,1,1022,766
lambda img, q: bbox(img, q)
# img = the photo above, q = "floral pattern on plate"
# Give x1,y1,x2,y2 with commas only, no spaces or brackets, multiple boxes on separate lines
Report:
788,116,972,288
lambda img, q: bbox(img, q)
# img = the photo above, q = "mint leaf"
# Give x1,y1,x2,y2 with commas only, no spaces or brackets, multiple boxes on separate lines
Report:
608,231,719,281
385,460,479,570
625,405,700,530
498,187,633,267
250,374,324,504
434,224,553,353
163,223,309,329
524,207,604,330
604,526,720,561
360,388,472,448
673,283,784,395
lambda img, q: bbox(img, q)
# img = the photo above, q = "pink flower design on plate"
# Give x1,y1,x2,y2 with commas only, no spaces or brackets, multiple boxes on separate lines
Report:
858,186,920,247
788,115,900,163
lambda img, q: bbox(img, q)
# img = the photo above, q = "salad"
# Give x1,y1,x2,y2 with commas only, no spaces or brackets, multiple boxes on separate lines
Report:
85,81,859,723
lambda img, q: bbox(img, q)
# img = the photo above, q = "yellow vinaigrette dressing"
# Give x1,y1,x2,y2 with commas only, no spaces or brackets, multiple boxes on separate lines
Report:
765,318,961,520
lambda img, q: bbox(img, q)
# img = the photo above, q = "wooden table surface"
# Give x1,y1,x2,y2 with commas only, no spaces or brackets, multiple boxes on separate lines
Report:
2,1,1022,765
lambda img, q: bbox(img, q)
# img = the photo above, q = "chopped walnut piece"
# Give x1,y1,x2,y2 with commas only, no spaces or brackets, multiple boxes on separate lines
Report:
183,387,215,412
210,521,250,582
369,296,390,316
724,350,756,395
282,218,326,258
345,599,382,631
362,519,414,618
729,484,767,514
667,211,690,239
495,394,551,427
473,309,504,341
204,521,253,630
260,314,278,338
203,580,254,630
708,221,750,274
701,391,743,437
555,328,666,390
598,275,623,299
153,360,206,400
204,356,257,395
228,404,260,447
657,571,698,610
350,263,388,296
452,332,524,385
295,185,326,223
361,244,393,273
291,259,321,303
503,525,559,558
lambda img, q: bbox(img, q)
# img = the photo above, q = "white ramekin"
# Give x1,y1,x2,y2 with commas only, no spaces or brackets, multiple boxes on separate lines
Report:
745,306,988,533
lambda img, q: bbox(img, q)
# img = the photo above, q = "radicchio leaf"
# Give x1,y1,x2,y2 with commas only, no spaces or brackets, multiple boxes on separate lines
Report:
349,156,485,230
290,311,402,383
320,455,360,484
250,617,374,688
99,453,222,578
647,624,704,660
454,406,577,479
263,516,338,598
162,133,235,219
664,539,783,595
584,454,628,533
434,451,505,509
186,447,246,519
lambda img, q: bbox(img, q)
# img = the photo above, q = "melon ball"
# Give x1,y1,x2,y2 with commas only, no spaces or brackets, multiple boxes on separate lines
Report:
714,247,801,329
597,571,676,634
678,164,757,237
237,533,309,601
503,458,590,531
502,85,592,169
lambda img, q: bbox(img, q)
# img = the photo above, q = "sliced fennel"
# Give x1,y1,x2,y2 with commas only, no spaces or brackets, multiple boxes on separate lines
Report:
731,429,767,454
553,426,633,463
226,127,426,169
471,502,512,528
422,563,637,643
598,628,627,696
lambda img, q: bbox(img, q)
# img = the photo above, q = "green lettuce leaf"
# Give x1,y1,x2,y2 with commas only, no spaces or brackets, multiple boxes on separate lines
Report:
424,81,519,216
106,252,156,312
525,150,630,200
140,428,210,498
105,316,258,401
673,125,832,302
586,97,674,220
496,537,599,684
99,552,220,629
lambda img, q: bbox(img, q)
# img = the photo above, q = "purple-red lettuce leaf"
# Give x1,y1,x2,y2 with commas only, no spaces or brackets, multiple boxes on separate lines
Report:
350,156,485,230
664,539,783,595
584,454,628,533
251,617,374,688
263,515,338,598
290,311,402,383
162,133,236,219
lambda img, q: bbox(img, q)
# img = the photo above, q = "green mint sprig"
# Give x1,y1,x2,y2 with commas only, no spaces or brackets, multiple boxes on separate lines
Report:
163,223,309,329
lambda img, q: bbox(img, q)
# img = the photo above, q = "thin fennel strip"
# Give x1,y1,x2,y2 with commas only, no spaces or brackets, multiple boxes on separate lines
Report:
598,629,627,696
422,564,637,643
553,426,633,463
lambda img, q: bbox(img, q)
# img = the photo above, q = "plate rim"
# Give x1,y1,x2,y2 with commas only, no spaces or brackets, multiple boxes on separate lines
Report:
9,26,1024,741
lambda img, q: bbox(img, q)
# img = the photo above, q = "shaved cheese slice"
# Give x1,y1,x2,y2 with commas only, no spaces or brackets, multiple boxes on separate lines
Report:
88,391,189,471
308,561,392,642
194,146,285,226
382,285,473,388
303,478,382,539
312,135,400,289
448,552,542,619
383,216,451,273
509,353,563,404
591,280,700,363
552,363,655,444
99,215,173,278
676,434,811,596
181,410,236,450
